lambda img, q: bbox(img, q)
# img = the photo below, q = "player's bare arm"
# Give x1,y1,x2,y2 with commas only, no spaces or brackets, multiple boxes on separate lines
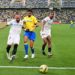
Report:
41,20,46,31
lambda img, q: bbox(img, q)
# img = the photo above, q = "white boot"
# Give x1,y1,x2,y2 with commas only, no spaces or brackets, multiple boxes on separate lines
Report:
6,53,12,60
31,54,35,58
24,55,29,59
48,52,52,57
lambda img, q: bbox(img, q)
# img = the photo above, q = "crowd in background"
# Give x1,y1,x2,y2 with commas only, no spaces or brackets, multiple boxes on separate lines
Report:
0,0,75,8
0,0,11,8
0,0,48,8
25,0,48,8
56,9,75,23
0,9,75,23
0,9,49,22
0,0,75,23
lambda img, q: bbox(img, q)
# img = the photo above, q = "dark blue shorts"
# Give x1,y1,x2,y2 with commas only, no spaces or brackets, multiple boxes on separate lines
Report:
24,31,36,41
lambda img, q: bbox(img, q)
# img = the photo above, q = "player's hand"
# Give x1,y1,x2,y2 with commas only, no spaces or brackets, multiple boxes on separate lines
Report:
36,25,39,27
22,26,24,29
25,29,29,32
40,31,45,35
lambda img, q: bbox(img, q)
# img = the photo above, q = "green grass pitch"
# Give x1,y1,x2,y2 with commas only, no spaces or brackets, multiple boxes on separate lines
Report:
0,24,75,75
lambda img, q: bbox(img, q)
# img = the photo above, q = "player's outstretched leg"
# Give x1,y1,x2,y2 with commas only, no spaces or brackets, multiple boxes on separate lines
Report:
24,36,29,59
31,47,35,58
6,45,11,60
47,36,52,57
24,43,29,59
11,44,18,61
30,40,35,58
42,44,46,55
41,38,47,55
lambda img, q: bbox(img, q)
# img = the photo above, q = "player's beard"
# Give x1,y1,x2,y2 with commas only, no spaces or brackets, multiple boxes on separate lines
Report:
16,20,20,23
50,16,54,19
28,15,31,17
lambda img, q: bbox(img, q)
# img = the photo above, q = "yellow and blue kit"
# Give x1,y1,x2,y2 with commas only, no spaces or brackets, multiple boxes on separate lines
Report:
23,15,38,41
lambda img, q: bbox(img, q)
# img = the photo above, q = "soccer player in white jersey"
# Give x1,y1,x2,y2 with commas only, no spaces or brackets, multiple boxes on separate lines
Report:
6,15,23,61
40,11,55,57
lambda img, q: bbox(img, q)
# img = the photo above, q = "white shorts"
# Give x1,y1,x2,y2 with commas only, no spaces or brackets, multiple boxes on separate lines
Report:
40,29,51,39
7,34,20,45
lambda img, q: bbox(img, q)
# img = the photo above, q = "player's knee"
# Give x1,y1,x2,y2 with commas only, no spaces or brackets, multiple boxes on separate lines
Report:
43,41,47,45
24,38,28,43
24,39,27,43
48,41,51,45
43,43,47,46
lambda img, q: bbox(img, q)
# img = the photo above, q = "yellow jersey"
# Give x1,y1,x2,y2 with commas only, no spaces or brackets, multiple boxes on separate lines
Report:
70,20,73,24
23,15,38,31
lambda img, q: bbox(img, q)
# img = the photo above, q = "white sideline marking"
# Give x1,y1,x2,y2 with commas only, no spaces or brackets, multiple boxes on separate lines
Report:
0,66,75,70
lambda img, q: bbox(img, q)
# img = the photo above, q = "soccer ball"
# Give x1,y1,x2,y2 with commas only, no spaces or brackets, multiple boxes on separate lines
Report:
39,65,48,74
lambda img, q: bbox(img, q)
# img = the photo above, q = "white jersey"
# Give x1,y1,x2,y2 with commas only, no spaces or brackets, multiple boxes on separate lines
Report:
42,16,53,31
7,19,23,35
40,17,53,38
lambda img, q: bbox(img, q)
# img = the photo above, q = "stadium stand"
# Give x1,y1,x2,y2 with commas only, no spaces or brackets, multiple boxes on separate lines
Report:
0,9,49,22
0,0,75,23
0,0,48,8
61,0,75,8
0,0,11,8
10,0,26,8
56,9,75,23
25,0,48,8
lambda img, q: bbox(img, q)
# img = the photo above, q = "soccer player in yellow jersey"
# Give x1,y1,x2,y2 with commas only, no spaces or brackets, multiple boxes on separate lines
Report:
70,20,74,28
23,9,38,59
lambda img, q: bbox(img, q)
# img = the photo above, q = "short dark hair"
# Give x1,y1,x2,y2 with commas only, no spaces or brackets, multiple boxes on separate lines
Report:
50,10,54,13
27,9,33,13
50,10,54,15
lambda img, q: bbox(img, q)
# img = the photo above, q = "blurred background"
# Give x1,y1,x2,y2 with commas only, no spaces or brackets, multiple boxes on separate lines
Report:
0,0,75,23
